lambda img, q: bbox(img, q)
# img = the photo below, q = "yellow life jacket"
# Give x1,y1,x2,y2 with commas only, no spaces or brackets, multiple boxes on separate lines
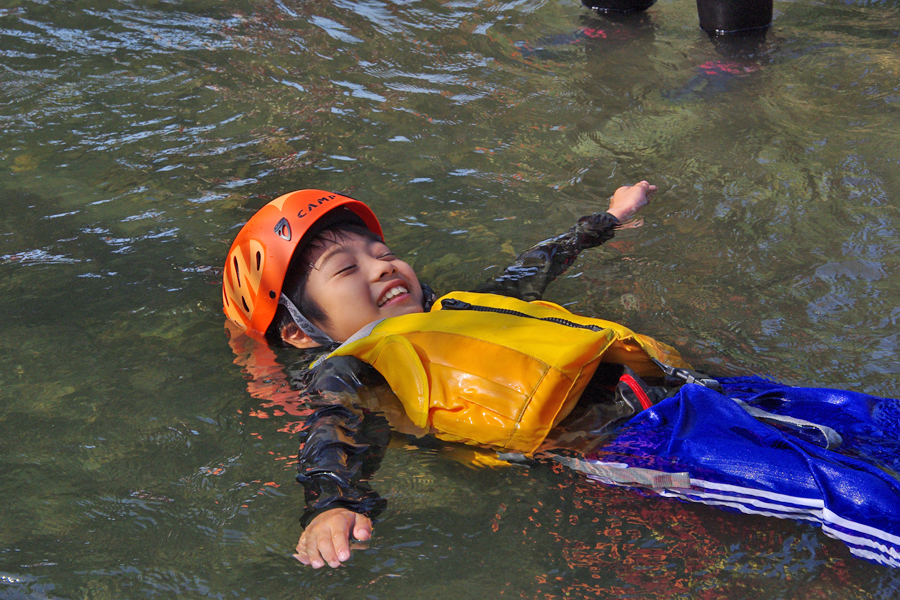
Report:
326,291,692,454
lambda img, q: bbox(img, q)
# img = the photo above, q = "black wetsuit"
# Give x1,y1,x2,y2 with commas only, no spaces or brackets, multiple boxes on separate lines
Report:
291,212,622,527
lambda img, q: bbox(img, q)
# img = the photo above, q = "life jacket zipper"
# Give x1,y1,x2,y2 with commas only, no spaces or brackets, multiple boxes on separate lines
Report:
441,297,723,392
440,297,604,332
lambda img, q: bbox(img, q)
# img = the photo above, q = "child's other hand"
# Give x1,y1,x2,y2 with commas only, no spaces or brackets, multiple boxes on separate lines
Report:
294,508,373,568
607,181,657,222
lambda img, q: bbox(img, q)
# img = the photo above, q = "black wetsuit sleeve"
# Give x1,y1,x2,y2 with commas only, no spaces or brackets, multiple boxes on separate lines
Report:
294,356,391,527
473,211,620,301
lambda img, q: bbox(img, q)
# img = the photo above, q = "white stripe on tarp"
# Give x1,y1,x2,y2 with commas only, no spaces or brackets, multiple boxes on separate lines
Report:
661,479,900,568
844,545,900,569
664,487,823,515
658,489,823,520
820,523,900,562
571,462,900,567
689,478,825,508
822,507,900,548
687,481,900,550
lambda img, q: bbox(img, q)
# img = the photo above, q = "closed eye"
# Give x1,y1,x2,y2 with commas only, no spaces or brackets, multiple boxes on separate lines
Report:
333,263,357,275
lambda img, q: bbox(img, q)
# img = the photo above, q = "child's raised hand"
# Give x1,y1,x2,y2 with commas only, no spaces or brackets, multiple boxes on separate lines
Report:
606,180,657,222
294,508,373,568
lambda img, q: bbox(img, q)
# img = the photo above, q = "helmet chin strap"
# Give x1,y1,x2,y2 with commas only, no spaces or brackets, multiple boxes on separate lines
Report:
279,283,436,348
277,294,335,346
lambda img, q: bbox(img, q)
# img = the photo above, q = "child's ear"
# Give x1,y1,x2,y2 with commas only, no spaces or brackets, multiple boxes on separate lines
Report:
280,323,321,349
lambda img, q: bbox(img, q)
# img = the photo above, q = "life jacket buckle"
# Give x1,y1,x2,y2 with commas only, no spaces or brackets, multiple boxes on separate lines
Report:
650,358,723,392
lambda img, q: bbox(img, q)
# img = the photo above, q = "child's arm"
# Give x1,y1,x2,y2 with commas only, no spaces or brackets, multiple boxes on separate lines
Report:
293,356,392,568
475,182,656,301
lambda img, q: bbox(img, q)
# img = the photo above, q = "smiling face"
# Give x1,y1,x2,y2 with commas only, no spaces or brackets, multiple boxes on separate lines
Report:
300,230,424,343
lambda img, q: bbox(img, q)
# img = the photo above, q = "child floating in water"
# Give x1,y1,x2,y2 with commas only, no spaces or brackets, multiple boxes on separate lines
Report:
223,184,900,570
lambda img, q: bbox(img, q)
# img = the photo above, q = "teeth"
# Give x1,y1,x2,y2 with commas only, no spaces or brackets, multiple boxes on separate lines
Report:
379,286,408,306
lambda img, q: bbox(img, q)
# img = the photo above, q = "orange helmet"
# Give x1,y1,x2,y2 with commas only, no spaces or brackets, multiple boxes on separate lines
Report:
222,190,382,341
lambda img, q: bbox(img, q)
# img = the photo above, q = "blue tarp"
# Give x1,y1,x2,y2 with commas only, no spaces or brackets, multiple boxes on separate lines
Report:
584,376,900,567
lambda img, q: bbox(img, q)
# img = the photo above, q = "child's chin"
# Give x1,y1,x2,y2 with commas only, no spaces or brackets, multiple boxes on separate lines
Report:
384,300,424,317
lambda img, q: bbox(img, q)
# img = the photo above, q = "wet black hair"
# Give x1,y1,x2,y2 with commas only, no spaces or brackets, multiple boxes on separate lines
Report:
264,221,383,346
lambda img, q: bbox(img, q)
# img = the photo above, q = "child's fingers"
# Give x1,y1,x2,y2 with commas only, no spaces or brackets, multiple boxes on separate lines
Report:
320,537,345,568
353,517,373,541
294,509,359,569
294,532,326,568
329,525,354,565
294,535,321,567
305,529,341,568
293,546,310,565
294,531,312,564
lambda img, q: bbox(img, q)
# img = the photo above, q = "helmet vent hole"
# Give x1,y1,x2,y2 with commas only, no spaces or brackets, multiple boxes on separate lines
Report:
256,251,262,271
233,256,241,286
269,290,276,299
241,297,250,312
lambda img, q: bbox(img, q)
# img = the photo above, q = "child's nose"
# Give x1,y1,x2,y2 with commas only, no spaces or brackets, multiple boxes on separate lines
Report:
370,256,396,279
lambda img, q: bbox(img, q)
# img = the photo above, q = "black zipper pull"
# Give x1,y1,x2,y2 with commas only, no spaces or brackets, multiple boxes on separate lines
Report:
441,298,472,311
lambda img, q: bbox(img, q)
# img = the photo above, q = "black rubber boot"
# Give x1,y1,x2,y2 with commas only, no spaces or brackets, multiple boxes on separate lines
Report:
582,0,656,14
696,0,772,35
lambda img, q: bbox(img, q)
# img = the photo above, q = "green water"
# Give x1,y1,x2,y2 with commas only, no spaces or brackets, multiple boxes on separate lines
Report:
2,0,900,597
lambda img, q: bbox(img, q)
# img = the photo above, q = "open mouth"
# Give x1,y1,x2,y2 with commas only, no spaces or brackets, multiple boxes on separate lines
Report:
378,285,409,307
